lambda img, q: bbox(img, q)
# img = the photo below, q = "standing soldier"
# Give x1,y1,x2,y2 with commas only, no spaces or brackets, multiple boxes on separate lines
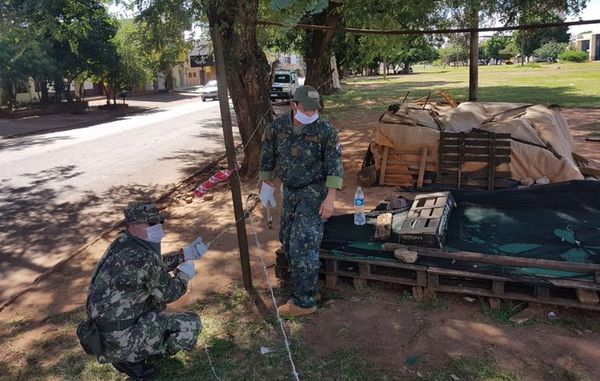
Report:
77,202,209,380
259,85,344,317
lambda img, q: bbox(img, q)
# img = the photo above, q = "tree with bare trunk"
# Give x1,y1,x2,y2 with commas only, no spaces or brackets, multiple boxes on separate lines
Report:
204,0,274,177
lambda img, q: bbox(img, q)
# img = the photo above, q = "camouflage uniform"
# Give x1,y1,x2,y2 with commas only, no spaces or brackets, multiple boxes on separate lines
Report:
85,204,201,364
259,111,343,308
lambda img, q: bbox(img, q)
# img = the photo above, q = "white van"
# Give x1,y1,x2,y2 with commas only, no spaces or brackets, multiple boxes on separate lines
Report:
270,70,299,102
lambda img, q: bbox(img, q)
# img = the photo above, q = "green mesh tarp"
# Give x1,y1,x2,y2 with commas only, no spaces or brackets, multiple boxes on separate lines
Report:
322,181,600,281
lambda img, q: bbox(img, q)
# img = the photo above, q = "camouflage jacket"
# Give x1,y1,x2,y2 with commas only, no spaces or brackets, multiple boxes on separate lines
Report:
86,231,187,323
259,112,344,189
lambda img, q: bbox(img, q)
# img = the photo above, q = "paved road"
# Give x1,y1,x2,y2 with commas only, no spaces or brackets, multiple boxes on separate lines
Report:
0,97,232,302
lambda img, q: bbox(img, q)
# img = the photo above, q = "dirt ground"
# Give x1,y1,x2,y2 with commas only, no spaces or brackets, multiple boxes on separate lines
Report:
1,106,599,380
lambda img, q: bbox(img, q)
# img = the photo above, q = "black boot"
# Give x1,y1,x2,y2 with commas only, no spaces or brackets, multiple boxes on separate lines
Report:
112,360,158,380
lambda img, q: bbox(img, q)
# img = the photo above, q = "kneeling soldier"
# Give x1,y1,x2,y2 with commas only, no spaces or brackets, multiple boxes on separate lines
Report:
78,202,209,380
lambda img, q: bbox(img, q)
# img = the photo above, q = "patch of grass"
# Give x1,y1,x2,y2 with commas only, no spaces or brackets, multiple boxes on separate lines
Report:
538,310,600,334
480,300,525,325
418,296,448,311
2,286,395,381
397,290,414,304
44,306,86,327
549,367,587,381
516,63,543,69
6,314,29,329
425,355,516,381
324,62,600,120
405,354,426,366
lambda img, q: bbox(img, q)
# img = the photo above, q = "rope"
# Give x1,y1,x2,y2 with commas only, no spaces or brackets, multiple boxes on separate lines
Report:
204,346,222,381
248,214,301,381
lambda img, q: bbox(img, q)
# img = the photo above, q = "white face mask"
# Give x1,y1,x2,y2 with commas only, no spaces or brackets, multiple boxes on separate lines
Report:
145,224,165,243
294,109,319,125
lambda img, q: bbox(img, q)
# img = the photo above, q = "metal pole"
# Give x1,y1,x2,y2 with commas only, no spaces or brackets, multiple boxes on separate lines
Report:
210,27,253,290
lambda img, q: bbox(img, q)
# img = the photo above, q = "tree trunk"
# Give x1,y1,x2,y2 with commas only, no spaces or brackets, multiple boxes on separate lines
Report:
205,0,273,178
165,68,174,91
40,81,49,105
303,4,340,96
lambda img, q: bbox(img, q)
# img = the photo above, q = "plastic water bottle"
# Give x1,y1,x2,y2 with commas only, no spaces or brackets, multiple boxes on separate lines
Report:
354,186,366,225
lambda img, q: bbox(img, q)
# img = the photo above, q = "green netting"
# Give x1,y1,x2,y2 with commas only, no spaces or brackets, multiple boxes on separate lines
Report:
322,181,600,282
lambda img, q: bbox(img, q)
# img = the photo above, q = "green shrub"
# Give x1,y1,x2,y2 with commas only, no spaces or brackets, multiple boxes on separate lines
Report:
559,49,588,62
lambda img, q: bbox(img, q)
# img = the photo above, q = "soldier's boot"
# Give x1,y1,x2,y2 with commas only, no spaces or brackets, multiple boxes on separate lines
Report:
278,301,317,317
112,360,158,380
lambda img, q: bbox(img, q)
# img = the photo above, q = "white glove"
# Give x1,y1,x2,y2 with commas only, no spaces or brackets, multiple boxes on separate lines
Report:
259,182,276,208
183,236,210,260
177,261,196,281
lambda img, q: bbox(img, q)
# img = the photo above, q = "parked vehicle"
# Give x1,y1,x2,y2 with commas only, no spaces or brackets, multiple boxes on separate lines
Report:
270,70,299,102
201,80,218,101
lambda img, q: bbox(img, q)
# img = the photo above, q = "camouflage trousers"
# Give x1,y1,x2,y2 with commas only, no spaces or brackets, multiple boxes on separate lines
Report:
280,183,327,308
98,310,201,363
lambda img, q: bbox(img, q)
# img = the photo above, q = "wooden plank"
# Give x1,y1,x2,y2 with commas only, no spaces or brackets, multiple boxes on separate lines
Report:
580,167,600,178
441,140,512,148
576,289,600,304
488,134,496,191
536,286,551,300
439,170,512,177
417,147,428,188
441,155,511,163
458,133,464,189
428,273,440,288
320,251,427,272
442,132,511,139
382,243,600,273
437,132,444,182
379,146,389,186
492,280,505,295
441,146,512,155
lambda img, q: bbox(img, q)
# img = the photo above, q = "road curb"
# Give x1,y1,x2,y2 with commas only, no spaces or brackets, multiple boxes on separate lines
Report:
1,106,159,139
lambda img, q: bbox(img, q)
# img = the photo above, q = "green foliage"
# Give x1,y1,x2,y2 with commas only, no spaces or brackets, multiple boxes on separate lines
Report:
134,0,195,90
559,49,589,63
270,0,328,26
0,0,119,107
113,21,153,91
427,355,516,381
533,41,568,62
480,35,512,62
499,41,520,59
512,14,571,59
437,44,470,66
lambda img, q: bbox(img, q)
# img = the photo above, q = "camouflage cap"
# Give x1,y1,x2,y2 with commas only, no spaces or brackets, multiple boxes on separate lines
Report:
293,85,320,111
124,202,164,224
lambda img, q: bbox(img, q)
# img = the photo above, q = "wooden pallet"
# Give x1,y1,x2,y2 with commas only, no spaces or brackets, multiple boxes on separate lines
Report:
276,249,429,301
437,131,512,191
378,146,436,187
275,249,600,310
427,266,600,311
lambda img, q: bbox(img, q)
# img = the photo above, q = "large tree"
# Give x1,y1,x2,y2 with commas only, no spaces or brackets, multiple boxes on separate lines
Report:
204,0,274,176
136,0,195,90
1,0,119,106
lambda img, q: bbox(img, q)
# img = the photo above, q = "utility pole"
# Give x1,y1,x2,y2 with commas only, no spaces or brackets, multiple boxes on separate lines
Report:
211,27,253,291
469,6,479,102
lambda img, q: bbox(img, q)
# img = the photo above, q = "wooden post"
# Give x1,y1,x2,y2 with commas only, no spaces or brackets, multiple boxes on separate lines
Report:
468,8,479,102
211,27,253,291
